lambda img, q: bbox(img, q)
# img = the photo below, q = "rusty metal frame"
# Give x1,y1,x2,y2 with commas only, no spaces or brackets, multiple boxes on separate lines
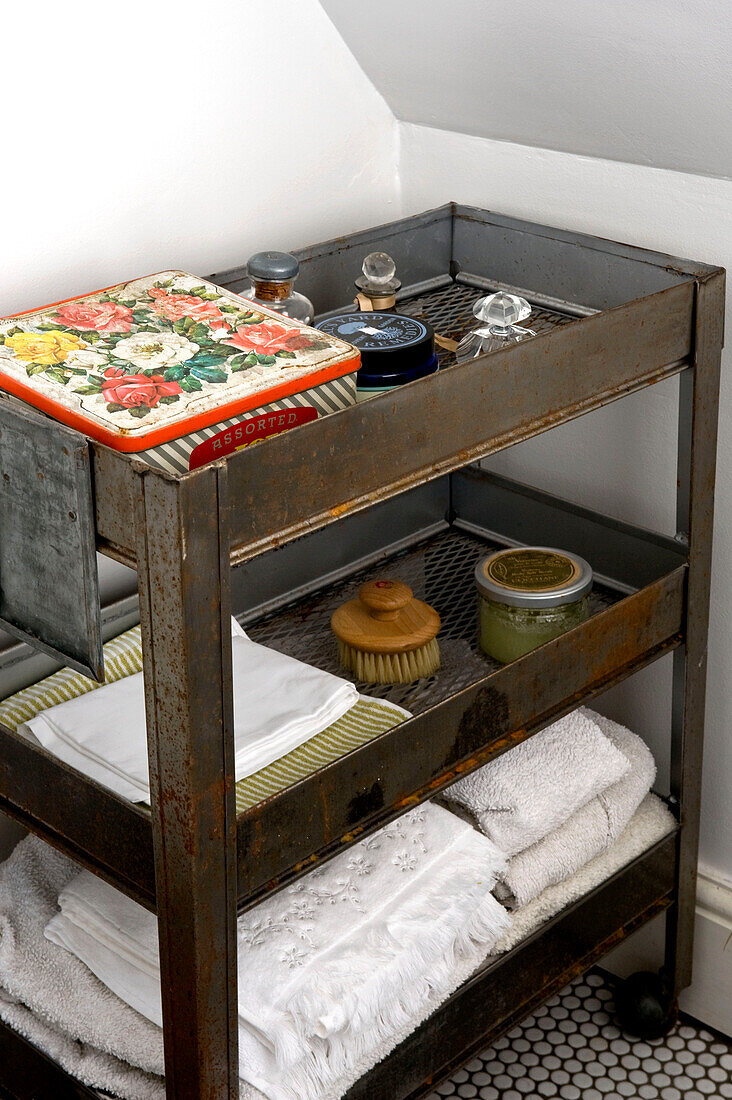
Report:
134,461,239,1097
665,271,725,997
0,206,724,1100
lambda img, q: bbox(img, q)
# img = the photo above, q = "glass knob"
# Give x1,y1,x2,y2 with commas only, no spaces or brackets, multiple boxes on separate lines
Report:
361,252,397,288
474,291,532,332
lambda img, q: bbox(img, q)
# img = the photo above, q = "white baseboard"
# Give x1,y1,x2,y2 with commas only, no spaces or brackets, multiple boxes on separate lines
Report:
604,867,732,1038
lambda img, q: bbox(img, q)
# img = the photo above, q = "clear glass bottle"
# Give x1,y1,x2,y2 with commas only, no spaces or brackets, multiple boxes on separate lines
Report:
242,251,314,324
354,251,401,311
456,291,536,360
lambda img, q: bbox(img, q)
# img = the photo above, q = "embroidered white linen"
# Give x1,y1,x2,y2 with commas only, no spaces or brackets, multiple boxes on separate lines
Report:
443,707,631,856
46,803,510,1100
493,714,656,909
22,622,358,803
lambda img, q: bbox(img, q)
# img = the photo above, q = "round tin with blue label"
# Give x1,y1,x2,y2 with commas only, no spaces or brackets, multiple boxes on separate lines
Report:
315,312,437,400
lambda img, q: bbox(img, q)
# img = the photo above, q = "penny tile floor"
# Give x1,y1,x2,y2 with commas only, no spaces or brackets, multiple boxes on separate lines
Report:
427,971,732,1100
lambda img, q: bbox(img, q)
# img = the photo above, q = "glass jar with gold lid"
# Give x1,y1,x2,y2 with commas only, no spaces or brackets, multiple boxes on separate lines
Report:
475,547,593,664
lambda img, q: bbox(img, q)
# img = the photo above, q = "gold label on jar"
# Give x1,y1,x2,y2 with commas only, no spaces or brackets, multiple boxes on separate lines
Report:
483,549,580,593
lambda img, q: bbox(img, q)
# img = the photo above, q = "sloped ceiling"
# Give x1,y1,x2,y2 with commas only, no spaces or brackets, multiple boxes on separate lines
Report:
320,0,732,179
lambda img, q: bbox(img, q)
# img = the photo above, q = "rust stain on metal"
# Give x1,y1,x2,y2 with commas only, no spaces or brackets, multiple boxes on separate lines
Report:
393,732,530,811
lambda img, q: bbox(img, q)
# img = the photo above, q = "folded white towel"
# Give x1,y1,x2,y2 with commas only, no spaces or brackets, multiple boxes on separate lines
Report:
494,713,656,909
47,804,510,1100
490,792,676,955
444,708,631,856
0,834,165,1099
22,628,358,802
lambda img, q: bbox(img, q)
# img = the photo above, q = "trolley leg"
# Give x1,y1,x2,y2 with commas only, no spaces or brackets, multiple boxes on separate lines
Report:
136,463,238,1099
665,271,724,1000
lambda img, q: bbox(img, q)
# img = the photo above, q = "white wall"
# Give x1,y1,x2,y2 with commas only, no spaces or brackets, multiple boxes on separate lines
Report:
0,0,400,652
1,1,399,319
321,0,732,178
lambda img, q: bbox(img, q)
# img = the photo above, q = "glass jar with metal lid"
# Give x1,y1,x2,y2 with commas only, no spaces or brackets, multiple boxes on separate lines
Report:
475,547,593,663
242,251,314,324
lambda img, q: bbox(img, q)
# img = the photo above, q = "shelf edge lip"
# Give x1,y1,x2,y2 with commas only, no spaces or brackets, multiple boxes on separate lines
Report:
452,203,723,280
226,353,692,567
90,280,695,567
0,719,156,911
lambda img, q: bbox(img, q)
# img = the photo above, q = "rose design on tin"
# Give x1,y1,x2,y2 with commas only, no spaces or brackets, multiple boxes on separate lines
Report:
0,272,350,430
225,320,313,356
148,288,229,329
101,369,182,417
53,301,134,333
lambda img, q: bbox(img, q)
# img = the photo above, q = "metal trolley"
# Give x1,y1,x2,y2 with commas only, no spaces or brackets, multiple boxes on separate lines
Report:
0,204,724,1099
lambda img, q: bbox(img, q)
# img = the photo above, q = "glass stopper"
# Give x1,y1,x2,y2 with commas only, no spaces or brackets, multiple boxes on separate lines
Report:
362,252,396,287
474,291,532,333
356,252,401,299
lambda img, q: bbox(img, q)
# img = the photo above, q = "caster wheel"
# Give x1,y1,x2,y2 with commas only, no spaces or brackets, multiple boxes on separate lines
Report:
614,971,678,1040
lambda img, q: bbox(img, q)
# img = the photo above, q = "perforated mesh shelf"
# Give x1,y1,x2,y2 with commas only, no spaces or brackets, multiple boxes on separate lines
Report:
398,281,577,366
247,527,619,716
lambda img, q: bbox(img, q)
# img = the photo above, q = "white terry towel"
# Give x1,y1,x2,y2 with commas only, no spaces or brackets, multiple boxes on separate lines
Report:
444,708,631,856
0,830,503,1100
490,792,676,955
22,626,358,803
0,834,165,1100
494,713,656,909
46,803,510,1100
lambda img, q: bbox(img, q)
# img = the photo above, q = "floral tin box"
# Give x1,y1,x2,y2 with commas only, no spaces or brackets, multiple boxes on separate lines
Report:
0,271,360,474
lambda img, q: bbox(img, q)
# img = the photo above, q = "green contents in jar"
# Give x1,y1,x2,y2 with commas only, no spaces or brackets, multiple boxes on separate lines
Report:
479,592,590,663
475,547,593,664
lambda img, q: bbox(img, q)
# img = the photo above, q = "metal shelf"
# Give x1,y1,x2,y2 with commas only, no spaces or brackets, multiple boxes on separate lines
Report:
0,830,677,1100
0,469,688,917
91,204,714,569
245,511,618,718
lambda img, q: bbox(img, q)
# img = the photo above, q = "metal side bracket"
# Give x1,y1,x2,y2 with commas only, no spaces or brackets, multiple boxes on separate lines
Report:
0,398,103,681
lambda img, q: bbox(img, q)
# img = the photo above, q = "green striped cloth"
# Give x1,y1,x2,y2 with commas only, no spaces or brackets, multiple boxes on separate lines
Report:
234,697,406,813
0,627,407,814
0,628,144,730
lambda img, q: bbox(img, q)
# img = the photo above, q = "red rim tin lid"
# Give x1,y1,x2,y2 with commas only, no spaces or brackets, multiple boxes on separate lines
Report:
0,271,359,452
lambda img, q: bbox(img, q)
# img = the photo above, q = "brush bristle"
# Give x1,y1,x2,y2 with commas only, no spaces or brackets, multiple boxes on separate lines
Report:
337,638,440,684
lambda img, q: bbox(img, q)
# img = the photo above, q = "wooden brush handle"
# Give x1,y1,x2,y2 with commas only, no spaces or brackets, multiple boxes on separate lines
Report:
332,579,440,653
359,580,413,622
